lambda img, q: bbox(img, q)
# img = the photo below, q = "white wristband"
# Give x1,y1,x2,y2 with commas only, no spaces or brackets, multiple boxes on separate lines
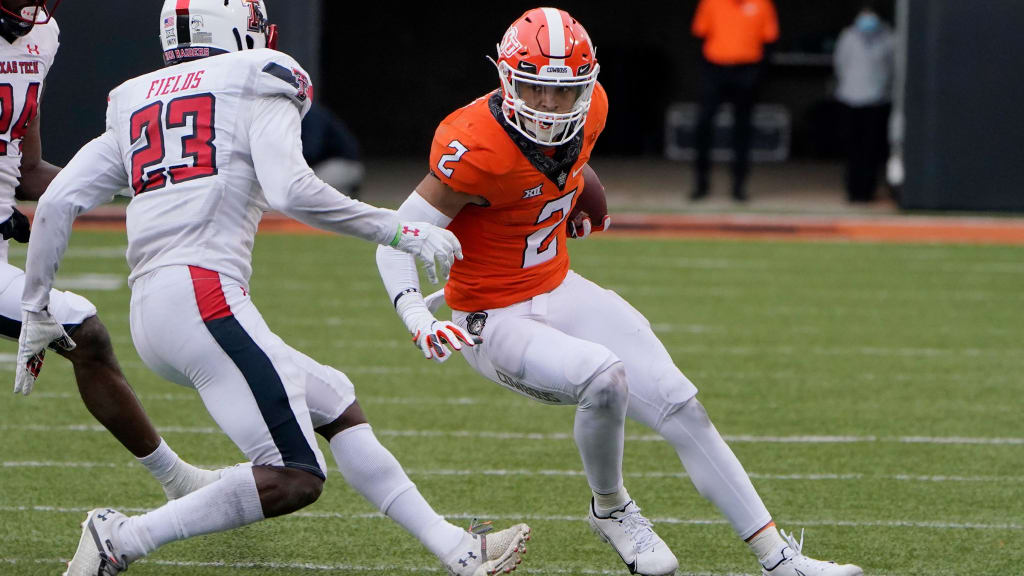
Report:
396,291,433,333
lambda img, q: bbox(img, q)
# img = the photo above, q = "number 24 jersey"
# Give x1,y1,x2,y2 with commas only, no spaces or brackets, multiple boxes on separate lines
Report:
0,18,57,227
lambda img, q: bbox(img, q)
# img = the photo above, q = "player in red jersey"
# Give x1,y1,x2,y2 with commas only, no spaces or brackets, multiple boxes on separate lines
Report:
377,7,863,576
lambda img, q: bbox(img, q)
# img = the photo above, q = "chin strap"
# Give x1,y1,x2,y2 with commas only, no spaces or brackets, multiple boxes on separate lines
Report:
0,16,29,43
266,23,278,49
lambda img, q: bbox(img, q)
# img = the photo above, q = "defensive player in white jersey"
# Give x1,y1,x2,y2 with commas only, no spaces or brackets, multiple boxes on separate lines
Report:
17,1,530,575
1,0,221,500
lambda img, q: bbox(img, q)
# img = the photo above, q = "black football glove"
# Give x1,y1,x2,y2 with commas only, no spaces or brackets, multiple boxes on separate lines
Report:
0,208,30,243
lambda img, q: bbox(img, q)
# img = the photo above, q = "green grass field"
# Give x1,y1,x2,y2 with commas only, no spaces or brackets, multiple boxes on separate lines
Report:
1,231,1021,575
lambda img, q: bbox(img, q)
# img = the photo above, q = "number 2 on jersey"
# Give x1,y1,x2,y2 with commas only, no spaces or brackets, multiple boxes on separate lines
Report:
130,93,217,195
437,139,468,177
523,188,575,268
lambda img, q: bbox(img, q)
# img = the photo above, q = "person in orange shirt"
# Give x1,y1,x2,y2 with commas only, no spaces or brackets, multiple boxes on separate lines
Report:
691,0,779,201
377,7,861,576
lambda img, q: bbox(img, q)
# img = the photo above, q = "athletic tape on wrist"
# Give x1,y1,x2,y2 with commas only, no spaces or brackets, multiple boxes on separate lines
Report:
389,223,402,247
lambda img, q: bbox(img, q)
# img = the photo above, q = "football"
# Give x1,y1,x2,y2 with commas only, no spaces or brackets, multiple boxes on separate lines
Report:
567,164,609,236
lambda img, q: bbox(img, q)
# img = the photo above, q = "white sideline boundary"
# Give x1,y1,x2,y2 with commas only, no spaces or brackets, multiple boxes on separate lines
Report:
0,505,1019,531
2,423,1022,445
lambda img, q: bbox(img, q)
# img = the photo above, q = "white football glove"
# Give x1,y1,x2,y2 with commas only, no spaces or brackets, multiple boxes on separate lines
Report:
391,221,463,284
15,309,77,396
410,318,481,363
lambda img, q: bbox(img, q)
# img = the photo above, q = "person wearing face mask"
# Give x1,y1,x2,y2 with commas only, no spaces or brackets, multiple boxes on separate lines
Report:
834,2,896,203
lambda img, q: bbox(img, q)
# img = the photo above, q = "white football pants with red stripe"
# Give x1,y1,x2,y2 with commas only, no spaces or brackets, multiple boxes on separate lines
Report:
130,265,356,477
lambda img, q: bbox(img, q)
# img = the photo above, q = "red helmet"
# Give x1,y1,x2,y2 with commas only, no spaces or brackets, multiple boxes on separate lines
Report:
493,7,599,146
0,0,61,42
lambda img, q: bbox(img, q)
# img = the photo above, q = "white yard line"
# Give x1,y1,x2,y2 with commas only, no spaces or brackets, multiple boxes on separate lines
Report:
29,391,483,405
53,274,125,291
0,506,1018,532
3,460,1022,485
1,557,756,576
1,423,1022,445
6,246,129,259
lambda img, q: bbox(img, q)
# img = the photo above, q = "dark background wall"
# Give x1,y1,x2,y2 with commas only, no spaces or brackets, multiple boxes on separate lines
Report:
902,0,1024,211
320,0,886,158
41,0,878,164
37,1,1023,212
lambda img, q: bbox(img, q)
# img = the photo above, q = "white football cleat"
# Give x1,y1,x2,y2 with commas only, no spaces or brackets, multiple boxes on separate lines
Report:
442,519,531,576
761,529,863,576
588,499,678,576
63,508,130,576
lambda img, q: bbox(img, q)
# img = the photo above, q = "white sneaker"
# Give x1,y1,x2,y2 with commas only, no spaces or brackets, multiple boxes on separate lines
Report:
162,463,226,500
761,529,863,576
442,519,531,576
63,508,130,576
588,499,678,576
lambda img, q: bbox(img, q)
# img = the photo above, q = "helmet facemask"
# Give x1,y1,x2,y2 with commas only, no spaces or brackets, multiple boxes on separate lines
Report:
496,59,598,147
0,0,61,42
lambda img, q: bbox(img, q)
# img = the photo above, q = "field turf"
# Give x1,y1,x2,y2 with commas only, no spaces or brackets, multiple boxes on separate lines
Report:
1,231,1021,575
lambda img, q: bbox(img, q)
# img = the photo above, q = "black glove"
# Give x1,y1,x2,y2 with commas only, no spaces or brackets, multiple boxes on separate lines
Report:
0,208,31,243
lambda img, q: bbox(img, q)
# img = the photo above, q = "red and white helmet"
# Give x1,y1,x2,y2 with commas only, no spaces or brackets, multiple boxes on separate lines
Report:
160,0,278,66
493,7,599,146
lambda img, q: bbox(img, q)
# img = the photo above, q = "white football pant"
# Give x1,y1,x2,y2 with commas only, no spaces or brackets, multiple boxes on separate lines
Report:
0,259,97,342
130,265,356,479
454,269,771,538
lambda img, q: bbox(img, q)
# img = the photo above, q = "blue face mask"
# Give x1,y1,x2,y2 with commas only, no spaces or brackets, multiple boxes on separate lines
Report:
855,12,881,33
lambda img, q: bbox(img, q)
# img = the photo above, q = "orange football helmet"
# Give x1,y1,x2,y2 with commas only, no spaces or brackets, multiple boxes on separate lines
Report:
492,7,599,146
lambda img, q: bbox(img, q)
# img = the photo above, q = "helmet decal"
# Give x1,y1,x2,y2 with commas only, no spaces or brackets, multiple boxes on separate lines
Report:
243,0,266,33
499,25,522,59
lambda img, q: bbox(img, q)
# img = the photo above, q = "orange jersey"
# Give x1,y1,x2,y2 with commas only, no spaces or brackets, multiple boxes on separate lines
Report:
430,83,608,312
692,0,779,65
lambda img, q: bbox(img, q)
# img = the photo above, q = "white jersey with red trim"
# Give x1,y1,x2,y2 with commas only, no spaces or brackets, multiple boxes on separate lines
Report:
0,19,59,228
21,47,399,313
104,48,315,285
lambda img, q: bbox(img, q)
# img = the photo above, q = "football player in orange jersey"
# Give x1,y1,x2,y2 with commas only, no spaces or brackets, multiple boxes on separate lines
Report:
377,7,862,576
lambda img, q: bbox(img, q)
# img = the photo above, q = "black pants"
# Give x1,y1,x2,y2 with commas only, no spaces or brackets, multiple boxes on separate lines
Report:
840,103,890,202
695,61,762,194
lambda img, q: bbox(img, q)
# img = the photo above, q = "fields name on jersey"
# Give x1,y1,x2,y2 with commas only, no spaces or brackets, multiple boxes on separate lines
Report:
147,70,205,99
0,61,41,75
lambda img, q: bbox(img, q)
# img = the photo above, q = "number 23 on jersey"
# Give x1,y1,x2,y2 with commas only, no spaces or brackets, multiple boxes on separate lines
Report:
130,93,218,195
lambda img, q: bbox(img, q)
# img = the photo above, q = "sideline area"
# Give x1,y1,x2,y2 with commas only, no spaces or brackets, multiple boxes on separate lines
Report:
22,159,1024,245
